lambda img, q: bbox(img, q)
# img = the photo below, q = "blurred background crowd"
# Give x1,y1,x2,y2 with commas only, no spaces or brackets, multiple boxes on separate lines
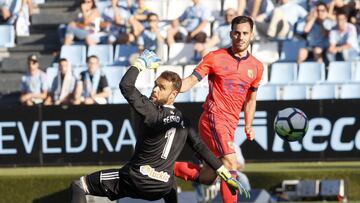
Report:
0,0,360,106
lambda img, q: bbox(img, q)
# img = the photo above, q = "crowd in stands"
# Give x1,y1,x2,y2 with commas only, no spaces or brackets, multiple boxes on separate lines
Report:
0,0,33,36
1,0,360,106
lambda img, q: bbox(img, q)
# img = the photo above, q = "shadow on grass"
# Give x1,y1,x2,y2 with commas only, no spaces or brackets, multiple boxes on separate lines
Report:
33,188,69,203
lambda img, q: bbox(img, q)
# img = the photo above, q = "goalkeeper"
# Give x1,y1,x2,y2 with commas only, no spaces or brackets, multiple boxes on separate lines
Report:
70,50,249,203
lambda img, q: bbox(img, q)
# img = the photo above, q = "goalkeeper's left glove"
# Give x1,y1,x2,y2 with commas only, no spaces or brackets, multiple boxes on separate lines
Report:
133,49,161,71
216,165,250,198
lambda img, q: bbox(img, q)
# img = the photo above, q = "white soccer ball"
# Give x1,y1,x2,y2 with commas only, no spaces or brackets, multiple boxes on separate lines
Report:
274,107,308,142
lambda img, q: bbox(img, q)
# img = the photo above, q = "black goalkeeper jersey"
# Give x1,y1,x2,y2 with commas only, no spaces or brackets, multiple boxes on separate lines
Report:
119,67,222,197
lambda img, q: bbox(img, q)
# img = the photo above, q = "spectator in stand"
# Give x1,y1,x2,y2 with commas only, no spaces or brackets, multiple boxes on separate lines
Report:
73,55,110,105
0,0,11,23
328,0,357,20
20,54,48,106
194,8,236,57
132,0,152,24
255,0,308,40
45,58,78,105
166,0,210,45
327,9,359,61
137,13,164,56
64,0,101,45
297,1,334,64
237,0,274,18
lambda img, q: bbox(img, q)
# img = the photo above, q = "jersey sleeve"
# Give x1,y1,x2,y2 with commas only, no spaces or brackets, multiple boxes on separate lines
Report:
185,120,222,170
192,52,215,81
120,67,159,127
249,63,264,91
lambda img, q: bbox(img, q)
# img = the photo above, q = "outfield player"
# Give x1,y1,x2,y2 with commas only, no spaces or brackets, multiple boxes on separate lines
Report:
70,50,249,203
174,16,264,203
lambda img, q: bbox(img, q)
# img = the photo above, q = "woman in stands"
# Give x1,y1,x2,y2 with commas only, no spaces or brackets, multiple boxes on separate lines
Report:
64,0,101,45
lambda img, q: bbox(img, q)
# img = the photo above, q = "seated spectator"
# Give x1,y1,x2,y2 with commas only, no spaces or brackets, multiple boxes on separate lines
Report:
100,0,143,44
328,0,357,20
327,9,359,61
194,8,236,57
297,2,334,64
45,58,78,105
137,13,164,56
64,0,101,45
237,0,274,18
73,55,110,105
20,54,48,106
15,0,33,36
132,0,152,24
166,0,210,45
0,0,11,23
255,0,308,40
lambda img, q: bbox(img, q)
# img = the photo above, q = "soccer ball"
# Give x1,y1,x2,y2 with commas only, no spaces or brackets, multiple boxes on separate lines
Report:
274,108,308,142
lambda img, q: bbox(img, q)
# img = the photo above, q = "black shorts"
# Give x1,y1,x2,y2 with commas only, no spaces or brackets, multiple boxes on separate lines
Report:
85,168,170,201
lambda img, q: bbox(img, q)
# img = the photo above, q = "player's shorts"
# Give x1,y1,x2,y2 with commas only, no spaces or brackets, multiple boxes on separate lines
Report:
85,168,170,201
198,111,236,158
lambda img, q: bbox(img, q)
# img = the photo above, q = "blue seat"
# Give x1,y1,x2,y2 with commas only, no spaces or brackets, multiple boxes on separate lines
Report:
111,89,127,104
46,67,58,89
327,61,352,83
175,91,192,103
311,84,336,99
339,83,360,99
352,61,360,82
269,62,298,84
282,84,307,100
280,40,306,62
114,45,138,66
155,65,183,78
168,43,195,65
297,62,325,84
102,66,126,89
0,25,15,48
88,45,114,65
60,45,87,67
257,85,277,101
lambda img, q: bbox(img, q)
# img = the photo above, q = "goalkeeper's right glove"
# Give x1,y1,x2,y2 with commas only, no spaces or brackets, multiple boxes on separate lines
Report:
216,165,251,198
133,49,161,71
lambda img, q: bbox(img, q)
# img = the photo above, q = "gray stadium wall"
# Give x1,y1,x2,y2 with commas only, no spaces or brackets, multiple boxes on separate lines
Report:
0,100,359,166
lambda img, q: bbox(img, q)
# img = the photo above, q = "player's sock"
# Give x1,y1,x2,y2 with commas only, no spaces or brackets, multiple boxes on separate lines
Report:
220,170,238,203
173,162,200,182
70,180,87,203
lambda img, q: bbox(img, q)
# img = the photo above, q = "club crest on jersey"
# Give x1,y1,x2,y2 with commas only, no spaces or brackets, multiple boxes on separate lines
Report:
247,69,254,79
140,165,170,182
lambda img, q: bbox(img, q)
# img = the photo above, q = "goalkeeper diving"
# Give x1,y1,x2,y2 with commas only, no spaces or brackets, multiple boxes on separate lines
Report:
69,50,249,203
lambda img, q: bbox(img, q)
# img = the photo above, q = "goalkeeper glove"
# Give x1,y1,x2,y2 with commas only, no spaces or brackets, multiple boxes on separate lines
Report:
216,165,250,198
133,49,161,71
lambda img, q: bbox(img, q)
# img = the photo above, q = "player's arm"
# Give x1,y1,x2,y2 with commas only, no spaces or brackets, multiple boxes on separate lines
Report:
244,90,257,140
180,75,199,92
119,50,161,125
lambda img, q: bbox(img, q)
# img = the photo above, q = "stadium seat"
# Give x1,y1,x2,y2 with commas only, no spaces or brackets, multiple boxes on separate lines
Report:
352,61,360,82
114,44,138,66
0,25,15,48
280,40,306,62
102,66,126,89
310,84,336,100
193,86,209,102
175,91,192,103
297,62,325,84
135,69,155,89
260,64,269,85
281,84,307,100
145,0,167,20
256,85,277,101
339,83,360,99
111,89,127,104
269,62,298,84
183,64,209,87
88,45,114,66
95,0,111,15
60,45,87,67
251,41,279,64
73,66,87,78
166,0,192,20
155,65,183,78
46,67,58,88
168,43,195,65
326,61,352,83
